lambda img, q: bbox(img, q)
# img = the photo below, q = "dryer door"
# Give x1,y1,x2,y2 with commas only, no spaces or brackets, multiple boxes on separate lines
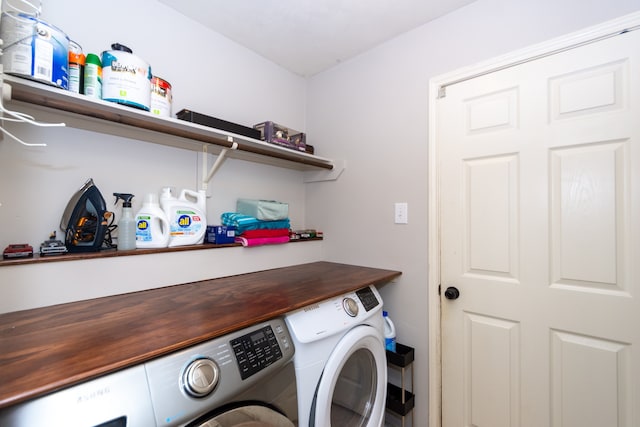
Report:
193,404,295,427
311,325,387,427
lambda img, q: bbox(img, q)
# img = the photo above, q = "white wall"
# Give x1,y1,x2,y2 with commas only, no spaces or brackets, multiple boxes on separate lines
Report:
305,0,640,423
0,0,322,313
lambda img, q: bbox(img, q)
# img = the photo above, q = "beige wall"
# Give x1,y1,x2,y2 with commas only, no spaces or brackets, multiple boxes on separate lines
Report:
305,0,640,422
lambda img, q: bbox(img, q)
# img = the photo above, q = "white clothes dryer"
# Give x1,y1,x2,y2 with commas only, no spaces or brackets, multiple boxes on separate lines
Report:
285,285,387,427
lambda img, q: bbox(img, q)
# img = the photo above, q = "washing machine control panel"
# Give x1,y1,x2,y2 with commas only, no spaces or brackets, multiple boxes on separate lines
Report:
231,325,283,380
356,286,381,311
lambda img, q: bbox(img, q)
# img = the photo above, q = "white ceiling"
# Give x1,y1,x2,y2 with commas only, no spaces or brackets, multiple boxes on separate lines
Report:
158,0,477,77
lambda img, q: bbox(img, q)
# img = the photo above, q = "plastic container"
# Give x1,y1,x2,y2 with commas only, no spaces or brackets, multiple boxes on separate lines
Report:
160,187,207,247
68,40,85,94
102,43,152,111
84,53,102,99
114,193,136,251
135,193,170,248
0,12,70,89
383,310,397,352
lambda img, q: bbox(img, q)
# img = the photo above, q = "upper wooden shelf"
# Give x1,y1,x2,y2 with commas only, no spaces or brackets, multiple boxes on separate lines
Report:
2,74,334,171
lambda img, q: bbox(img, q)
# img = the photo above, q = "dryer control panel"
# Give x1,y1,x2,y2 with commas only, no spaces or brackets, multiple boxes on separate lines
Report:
284,285,383,344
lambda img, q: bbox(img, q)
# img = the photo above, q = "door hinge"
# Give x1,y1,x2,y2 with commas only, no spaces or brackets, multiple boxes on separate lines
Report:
438,284,441,295
438,86,446,99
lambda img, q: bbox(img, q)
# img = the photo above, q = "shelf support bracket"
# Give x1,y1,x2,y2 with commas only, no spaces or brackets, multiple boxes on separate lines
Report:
201,137,238,190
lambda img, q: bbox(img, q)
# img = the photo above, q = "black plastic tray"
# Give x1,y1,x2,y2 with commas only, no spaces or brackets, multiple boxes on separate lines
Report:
386,343,415,367
386,383,415,416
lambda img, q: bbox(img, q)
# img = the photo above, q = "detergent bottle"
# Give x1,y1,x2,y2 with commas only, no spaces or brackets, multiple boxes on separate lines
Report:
161,187,207,247
113,193,136,251
135,192,170,248
383,311,397,352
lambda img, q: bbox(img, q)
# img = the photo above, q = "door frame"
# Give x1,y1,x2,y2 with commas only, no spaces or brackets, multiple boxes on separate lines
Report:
426,11,640,427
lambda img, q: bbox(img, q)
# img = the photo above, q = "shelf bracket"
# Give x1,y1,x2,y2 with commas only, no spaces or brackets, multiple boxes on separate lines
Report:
201,137,238,190
304,159,346,183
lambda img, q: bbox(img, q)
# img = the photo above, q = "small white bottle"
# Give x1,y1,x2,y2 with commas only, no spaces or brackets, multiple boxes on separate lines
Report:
383,310,396,352
114,193,136,251
136,193,170,248
136,193,170,249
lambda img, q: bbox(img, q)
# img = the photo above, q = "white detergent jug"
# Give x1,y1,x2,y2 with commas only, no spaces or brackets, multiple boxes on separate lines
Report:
135,193,170,248
383,310,396,352
161,187,207,247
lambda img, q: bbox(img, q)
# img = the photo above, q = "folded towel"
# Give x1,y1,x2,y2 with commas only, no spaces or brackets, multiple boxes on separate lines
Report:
221,212,290,234
240,228,290,239
235,235,290,247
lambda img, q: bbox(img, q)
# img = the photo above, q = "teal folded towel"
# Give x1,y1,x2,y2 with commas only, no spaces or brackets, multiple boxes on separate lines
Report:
221,212,290,234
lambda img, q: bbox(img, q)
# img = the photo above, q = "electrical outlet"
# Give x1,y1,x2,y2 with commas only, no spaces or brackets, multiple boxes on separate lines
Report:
394,202,408,224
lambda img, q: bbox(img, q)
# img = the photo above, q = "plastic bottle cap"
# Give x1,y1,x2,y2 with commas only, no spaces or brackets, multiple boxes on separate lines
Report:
85,53,102,67
69,51,86,65
110,43,132,53
145,193,159,204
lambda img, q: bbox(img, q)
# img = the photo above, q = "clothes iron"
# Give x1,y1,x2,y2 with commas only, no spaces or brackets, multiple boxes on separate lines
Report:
60,178,114,252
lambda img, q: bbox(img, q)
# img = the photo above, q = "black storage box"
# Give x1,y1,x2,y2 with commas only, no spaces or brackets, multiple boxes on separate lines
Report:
176,109,261,140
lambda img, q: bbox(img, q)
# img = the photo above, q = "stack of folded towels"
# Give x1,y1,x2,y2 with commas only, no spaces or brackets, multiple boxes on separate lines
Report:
222,199,291,247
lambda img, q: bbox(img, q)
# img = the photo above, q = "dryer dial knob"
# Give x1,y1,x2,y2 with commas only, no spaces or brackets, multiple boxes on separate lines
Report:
343,297,359,317
183,358,220,398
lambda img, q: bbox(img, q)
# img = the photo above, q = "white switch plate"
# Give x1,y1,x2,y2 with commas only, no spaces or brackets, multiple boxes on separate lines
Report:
394,202,408,224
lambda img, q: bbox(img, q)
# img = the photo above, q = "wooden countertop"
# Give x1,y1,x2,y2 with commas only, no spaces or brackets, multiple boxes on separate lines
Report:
0,261,401,409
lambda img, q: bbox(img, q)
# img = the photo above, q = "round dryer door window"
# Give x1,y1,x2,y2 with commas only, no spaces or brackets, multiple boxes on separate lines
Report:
193,404,295,427
311,325,387,427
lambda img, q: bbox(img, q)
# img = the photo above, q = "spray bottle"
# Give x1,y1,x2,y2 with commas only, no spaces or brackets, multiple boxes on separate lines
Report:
113,193,136,251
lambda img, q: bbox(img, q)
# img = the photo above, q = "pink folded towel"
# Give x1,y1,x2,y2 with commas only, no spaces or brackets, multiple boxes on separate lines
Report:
235,235,290,247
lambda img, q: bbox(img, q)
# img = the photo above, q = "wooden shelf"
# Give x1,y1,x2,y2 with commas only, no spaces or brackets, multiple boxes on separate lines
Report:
0,237,323,267
2,74,334,171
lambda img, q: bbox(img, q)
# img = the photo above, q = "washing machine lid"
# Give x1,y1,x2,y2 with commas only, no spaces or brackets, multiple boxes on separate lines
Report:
195,405,295,427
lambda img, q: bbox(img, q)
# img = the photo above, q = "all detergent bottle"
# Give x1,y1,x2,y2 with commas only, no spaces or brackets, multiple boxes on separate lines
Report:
161,187,207,247
135,192,170,248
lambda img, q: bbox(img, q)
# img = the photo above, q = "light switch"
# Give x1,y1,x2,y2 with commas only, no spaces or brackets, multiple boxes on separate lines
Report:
394,202,408,224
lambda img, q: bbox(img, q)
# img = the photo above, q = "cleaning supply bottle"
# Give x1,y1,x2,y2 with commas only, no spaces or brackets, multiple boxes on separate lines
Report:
135,192,170,248
113,193,136,251
161,187,207,247
383,310,397,352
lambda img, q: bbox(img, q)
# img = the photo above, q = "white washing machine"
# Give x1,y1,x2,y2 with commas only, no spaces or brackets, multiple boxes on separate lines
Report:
285,285,387,427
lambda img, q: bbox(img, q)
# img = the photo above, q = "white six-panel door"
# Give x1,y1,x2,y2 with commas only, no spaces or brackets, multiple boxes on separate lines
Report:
438,28,639,427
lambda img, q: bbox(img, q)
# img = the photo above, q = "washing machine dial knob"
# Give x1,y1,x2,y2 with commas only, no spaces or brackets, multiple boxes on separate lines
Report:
343,297,359,317
183,358,220,398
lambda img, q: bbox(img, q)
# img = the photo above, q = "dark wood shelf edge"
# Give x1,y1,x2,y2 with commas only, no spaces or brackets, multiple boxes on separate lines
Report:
4,75,334,171
0,237,323,267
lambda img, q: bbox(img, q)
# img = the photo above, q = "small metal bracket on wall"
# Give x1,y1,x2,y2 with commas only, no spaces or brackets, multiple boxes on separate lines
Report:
201,137,238,190
303,158,346,183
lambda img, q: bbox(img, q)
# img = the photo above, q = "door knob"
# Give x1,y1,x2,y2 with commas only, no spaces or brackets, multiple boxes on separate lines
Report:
444,287,460,300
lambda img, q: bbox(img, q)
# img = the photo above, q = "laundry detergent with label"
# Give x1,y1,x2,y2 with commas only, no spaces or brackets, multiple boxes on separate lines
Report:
160,187,207,247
